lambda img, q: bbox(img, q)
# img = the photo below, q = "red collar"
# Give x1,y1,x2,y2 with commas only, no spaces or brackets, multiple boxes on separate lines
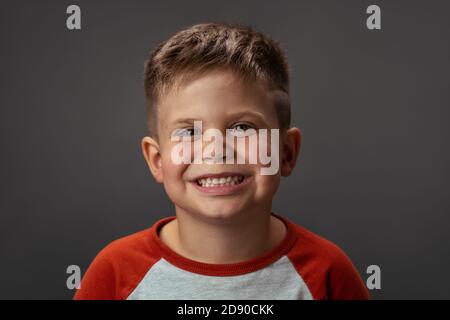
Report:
149,213,298,276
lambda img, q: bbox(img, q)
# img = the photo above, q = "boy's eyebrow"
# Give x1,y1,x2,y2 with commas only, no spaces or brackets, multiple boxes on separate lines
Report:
225,111,267,122
170,111,268,126
170,118,198,126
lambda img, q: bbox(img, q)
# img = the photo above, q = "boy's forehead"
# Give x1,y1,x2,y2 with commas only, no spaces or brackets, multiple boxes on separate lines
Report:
158,69,277,122
163,69,260,101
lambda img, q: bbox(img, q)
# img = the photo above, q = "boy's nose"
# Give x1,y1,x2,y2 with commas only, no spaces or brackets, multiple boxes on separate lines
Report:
201,137,236,164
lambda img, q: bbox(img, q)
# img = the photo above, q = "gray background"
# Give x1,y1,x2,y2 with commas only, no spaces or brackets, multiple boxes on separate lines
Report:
1,0,449,299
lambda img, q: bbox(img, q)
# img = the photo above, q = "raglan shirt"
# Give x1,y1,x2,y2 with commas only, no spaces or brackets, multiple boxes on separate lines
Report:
74,214,370,300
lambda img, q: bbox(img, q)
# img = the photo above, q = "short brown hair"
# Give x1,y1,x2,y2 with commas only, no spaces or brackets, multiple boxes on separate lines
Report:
144,22,291,139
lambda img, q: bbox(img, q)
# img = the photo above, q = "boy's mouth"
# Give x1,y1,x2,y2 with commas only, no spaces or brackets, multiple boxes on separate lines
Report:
189,172,251,195
196,175,245,187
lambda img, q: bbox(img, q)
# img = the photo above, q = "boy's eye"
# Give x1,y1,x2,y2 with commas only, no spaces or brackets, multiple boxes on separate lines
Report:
229,123,256,137
173,127,202,139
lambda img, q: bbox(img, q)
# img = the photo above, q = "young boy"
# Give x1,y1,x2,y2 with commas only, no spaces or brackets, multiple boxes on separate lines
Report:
74,22,370,300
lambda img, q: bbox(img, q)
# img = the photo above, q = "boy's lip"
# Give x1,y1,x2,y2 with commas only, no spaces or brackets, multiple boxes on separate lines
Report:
189,171,251,181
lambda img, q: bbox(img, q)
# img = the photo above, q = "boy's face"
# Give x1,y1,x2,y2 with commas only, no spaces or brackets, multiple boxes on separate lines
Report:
142,69,301,223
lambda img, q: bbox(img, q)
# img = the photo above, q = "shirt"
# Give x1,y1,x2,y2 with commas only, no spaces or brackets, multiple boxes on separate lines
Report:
74,213,370,300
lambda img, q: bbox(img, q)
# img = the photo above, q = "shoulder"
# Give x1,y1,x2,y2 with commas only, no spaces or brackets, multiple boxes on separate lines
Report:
285,219,370,300
74,227,161,300
98,228,156,261
287,221,352,268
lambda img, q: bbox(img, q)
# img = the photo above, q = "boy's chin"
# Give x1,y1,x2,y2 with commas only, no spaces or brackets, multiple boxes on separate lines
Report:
192,205,250,223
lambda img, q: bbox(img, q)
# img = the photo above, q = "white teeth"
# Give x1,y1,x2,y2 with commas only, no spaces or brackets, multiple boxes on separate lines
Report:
196,175,245,187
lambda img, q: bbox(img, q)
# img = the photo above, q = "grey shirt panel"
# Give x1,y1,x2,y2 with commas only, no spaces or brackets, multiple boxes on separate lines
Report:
127,255,313,300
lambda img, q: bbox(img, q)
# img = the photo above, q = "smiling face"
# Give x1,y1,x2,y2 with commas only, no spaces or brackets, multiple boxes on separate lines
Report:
142,68,301,223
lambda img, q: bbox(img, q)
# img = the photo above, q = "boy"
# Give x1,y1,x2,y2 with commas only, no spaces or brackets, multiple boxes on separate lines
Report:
74,22,370,300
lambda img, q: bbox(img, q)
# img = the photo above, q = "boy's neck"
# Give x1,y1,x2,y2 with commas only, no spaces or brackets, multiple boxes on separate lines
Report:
159,209,287,264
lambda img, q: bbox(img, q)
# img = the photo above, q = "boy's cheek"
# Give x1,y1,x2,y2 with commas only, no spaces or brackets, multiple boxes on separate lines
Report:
160,159,190,186
254,173,280,195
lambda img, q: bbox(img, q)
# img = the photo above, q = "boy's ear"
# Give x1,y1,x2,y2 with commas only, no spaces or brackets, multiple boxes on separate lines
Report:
280,127,302,177
141,136,164,183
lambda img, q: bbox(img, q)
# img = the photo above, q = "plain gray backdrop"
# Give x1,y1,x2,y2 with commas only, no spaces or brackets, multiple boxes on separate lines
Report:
1,0,449,299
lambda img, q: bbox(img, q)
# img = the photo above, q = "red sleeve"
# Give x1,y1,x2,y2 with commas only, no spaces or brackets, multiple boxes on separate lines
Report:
74,245,117,300
287,223,370,300
325,243,370,300
73,228,161,300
